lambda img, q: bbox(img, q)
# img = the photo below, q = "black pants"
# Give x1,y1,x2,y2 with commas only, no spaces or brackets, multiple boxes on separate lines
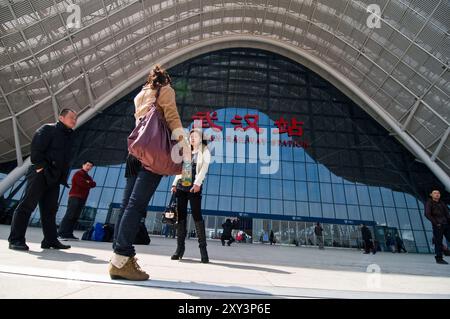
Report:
176,189,203,222
364,239,374,253
9,170,60,244
58,197,86,237
221,234,235,245
433,224,450,259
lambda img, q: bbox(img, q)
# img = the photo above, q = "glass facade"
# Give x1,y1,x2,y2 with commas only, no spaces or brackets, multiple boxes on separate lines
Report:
1,48,448,253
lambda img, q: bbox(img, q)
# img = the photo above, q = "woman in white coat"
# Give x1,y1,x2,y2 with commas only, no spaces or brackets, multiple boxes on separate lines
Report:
171,128,211,263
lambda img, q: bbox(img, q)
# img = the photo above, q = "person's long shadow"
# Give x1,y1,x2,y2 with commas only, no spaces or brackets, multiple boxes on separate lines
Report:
28,250,108,264
179,259,292,274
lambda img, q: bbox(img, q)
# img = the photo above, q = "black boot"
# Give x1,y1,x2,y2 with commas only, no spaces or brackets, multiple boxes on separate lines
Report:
435,256,448,264
195,220,209,263
41,239,71,250
171,220,186,260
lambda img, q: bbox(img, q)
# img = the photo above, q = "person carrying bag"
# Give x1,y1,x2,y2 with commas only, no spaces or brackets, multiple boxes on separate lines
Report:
170,129,211,263
109,65,190,281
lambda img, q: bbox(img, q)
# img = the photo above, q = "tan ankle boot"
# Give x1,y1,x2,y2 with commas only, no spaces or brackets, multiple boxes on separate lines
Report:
109,254,149,281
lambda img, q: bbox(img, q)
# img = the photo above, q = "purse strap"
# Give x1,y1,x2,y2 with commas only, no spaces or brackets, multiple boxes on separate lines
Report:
169,192,177,205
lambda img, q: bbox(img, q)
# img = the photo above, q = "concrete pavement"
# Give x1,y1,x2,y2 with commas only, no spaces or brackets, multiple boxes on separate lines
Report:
0,225,449,299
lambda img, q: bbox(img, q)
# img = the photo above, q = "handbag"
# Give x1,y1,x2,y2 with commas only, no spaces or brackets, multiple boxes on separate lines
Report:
162,193,178,225
127,87,183,176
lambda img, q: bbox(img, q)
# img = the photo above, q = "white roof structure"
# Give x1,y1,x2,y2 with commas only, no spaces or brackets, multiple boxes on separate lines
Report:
0,0,449,191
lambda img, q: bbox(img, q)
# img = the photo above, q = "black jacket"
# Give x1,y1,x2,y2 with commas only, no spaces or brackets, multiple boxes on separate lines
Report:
222,220,234,238
30,121,74,186
314,225,323,236
425,199,450,227
361,226,372,241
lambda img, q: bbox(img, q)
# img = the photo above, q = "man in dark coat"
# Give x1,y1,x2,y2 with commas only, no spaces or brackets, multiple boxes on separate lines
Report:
8,109,77,251
361,224,376,254
314,222,324,249
221,219,236,246
425,189,450,264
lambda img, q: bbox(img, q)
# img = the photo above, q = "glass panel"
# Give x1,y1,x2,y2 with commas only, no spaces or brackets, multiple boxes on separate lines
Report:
206,175,221,195
206,195,218,210
397,209,412,229
372,207,386,225
332,183,346,204
347,205,361,220
322,203,335,219
258,178,270,198
368,187,383,206
245,178,257,197
232,177,245,197
296,201,309,216
271,200,283,215
410,209,425,230
356,186,371,205
220,176,232,196
219,196,232,212
93,167,107,186
306,164,319,182
335,204,348,219
232,197,244,212
308,182,321,202
384,207,399,228
258,199,270,214
284,201,296,215
320,183,333,203
104,168,120,187
309,203,322,218
344,184,359,205
380,188,395,207
283,180,296,200
295,181,308,201
393,192,407,208
245,198,257,213
271,179,283,199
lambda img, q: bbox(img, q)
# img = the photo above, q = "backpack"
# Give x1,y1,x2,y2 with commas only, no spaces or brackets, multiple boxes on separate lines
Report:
92,222,105,241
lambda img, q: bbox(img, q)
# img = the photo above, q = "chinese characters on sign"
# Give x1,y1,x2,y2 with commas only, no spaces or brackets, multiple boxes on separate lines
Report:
191,111,309,148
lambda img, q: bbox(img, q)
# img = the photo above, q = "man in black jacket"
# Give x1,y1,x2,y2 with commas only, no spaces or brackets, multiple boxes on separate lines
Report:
221,219,236,246
361,224,376,254
314,222,324,249
425,189,450,264
8,109,77,251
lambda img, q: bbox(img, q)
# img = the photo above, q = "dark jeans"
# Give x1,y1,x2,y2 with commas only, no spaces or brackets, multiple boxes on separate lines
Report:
9,170,60,244
112,175,137,250
58,197,86,237
433,224,450,259
113,168,161,257
176,188,203,222
364,239,374,253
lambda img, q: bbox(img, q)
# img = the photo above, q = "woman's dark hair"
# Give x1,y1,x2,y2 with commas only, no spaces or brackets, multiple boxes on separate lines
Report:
145,64,171,89
189,128,208,149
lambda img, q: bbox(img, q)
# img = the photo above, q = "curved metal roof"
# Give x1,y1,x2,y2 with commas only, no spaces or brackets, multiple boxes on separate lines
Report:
0,0,449,187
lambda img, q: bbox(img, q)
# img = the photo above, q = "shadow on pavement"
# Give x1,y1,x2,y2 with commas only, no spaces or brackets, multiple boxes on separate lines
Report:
28,250,108,264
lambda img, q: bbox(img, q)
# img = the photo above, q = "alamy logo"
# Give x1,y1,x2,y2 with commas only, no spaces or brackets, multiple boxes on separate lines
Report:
366,264,381,289
66,1,81,29
366,4,381,29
